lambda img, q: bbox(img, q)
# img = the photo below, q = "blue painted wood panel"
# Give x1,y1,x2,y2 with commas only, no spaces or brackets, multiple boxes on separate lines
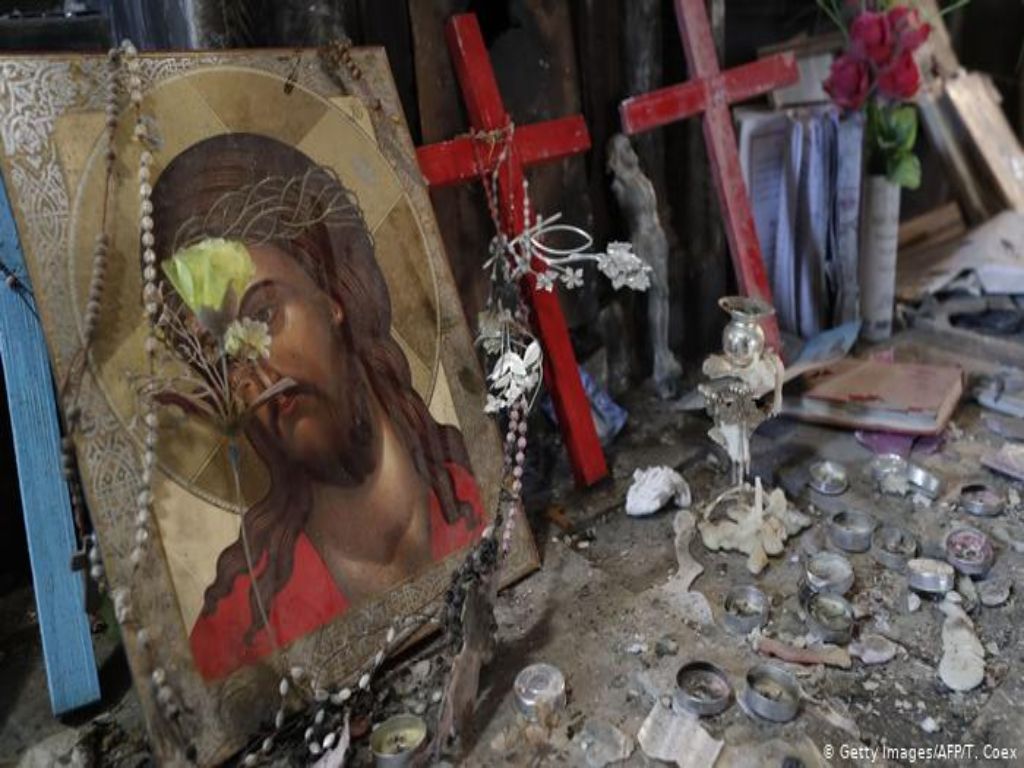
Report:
0,170,100,715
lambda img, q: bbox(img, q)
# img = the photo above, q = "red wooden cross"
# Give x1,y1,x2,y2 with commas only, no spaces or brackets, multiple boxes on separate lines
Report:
619,0,800,350
417,13,608,488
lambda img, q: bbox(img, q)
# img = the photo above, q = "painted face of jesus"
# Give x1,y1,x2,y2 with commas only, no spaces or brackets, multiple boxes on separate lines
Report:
234,243,378,486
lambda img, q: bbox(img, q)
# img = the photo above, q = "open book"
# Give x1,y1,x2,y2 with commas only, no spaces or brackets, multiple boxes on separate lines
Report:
783,358,963,435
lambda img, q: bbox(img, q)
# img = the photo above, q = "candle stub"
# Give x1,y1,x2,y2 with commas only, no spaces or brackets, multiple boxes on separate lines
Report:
514,663,567,722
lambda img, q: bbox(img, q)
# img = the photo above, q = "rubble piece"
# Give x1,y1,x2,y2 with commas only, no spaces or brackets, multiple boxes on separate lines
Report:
907,593,922,613
920,716,940,733
979,578,1012,607
656,637,679,657
754,635,852,669
938,599,986,692
698,481,812,574
850,634,899,665
982,443,1024,485
580,719,634,767
672,509,704,589
957,576,978,608
637,701,723,768
626,466,691,516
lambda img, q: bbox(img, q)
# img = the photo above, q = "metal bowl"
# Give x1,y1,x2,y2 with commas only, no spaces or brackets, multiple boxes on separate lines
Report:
722,585,770,636
945,527,995,577
828,509,876,553
808,460,849,496
743,664,800,723
673,661,733,717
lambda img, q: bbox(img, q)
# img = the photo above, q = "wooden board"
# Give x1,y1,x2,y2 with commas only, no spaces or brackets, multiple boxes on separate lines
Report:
945,72,1024,214
0,171,100,715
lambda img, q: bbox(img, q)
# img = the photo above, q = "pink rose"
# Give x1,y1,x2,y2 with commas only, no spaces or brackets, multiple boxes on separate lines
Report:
888,6,931,54
824,54,871,111
878,50,921,100
850,11,893,66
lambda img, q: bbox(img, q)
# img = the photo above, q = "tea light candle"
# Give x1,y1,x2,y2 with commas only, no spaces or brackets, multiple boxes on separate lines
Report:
805,592,854,644
828,509,876,553
722,585,770,636
945,527,994,577
743,664,799,723
673,661,732,717
513,663,566,723
370,714,427,767
873,525,918,572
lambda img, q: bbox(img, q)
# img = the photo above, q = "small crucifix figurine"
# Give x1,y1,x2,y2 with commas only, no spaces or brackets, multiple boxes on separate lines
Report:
618,0,800,350
417,13,608,487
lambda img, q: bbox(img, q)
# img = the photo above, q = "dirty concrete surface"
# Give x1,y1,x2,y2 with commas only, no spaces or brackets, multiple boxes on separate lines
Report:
3,330,1022,766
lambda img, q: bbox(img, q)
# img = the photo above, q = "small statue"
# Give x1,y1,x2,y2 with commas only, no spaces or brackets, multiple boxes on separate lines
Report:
607,133,682,399
699,296,783,486
697,297,807,574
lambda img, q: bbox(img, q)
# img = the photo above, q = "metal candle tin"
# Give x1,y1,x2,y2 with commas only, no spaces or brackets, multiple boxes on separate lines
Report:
743,664,800,723
907,558,956,595
873,525,919,572
806,592,854,644
959,483,1004,518
513,663,567,723
370,714,428,767
828,509,876,553
906,463,941,499
868,453,908,482
945,527,995,577
723,585,770,635
808,460,849,496
673,661,733,717
805,552,854,595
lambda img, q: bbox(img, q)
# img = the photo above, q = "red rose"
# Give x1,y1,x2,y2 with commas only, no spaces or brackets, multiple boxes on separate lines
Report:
888,6,931,53
824,54,871,110
878,50,921,100
850,11,893,66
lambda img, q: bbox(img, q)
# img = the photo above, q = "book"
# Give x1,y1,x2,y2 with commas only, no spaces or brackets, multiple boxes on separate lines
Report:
783,358,963,435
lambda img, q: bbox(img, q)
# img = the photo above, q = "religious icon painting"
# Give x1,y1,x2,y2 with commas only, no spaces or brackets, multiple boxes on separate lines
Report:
0,48,536,762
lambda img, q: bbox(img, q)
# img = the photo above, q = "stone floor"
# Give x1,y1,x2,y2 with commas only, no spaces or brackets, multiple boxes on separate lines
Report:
3,329,1024,766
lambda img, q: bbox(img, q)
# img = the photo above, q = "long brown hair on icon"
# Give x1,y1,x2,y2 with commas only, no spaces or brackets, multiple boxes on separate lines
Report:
150,132,476,645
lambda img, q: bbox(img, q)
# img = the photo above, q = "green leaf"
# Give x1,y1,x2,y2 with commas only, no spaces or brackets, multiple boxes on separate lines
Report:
890,105,918,152
888,153,922,189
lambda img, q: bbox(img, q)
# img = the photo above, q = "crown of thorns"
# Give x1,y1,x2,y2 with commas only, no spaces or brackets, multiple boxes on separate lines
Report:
172,166,368,253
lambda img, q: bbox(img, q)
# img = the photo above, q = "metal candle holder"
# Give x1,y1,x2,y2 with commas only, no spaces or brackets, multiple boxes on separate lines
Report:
673,661,733,717
945,527,995,577
958,483,1004,518
743,664,800,723
907,557,956,595
370,715,428,768
805,551,854,595
828,509,876,553
873,525,919,572
722,585,770,635
808,460,849,496
513,663,567,723
805,592,854,644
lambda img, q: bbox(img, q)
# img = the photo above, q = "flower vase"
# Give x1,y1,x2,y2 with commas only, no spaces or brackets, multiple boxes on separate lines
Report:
858,174,901,342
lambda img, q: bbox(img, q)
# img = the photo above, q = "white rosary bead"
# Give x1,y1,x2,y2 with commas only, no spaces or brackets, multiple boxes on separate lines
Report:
140,150,153,167
141,232,155,248
304,726,315,742
323,732,337,750
274,708,284,729
279,678,289,697
143,247,156,264
138,167,150,184
358,673,370,690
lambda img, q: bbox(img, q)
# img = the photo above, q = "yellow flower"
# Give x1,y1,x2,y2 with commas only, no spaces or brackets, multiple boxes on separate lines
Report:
161,238,255,335
224,317,272,362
